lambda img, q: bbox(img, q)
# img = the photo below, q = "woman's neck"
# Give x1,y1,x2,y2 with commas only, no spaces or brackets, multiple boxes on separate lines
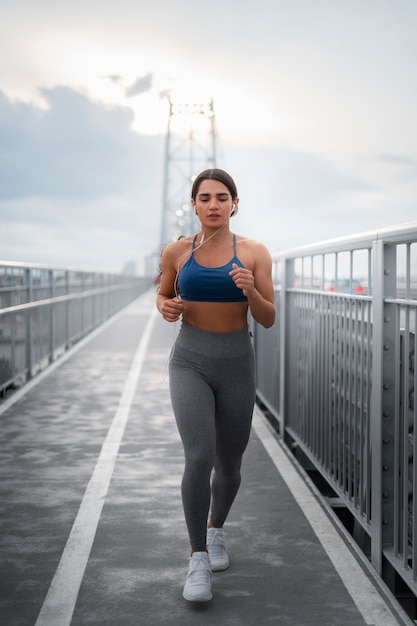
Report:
198,226,232,247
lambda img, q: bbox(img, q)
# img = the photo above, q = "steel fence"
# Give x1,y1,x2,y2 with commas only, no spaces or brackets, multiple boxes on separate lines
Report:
0,262,151,398
252,221,417,605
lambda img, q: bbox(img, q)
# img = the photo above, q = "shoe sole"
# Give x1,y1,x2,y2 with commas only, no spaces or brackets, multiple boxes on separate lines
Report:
210,561,229,572
183,591,212,602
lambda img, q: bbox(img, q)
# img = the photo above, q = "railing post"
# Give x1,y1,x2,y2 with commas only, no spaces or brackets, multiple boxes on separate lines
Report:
65,270,70,350
280,256,294,435
92,273,97,328
48,269,54,364
80,272,85,338
370,238,396,574
25,268,33,381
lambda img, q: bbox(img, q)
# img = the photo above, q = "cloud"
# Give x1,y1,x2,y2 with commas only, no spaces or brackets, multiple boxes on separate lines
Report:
125,73,153,98
225,145,372,209
220,143,390,253
0,87,165,272
102,74,124,85
0,79,415,273
378,154,417,166
377,153,417,182
0,87,162,202
0,197,162,272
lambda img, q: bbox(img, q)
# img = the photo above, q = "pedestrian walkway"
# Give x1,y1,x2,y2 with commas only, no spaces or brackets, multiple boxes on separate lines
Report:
0,291,412,625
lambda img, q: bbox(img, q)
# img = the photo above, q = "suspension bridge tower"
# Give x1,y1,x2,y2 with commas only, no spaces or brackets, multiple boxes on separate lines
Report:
159,98,217,245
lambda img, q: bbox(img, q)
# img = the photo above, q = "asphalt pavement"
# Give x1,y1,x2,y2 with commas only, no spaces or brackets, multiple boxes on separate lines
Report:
0,291,411,626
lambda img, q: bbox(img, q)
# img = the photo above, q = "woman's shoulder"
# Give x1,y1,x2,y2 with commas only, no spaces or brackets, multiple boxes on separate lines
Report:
235,235,273,270
236,235,271,255
162,236,194,258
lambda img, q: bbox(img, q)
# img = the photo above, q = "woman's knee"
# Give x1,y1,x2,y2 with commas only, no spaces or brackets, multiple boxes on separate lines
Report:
185,452,214,479
214,457,242,482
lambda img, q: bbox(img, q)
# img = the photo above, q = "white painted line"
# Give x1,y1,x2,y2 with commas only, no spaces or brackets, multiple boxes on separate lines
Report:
252,408,408,626
35,305,158,626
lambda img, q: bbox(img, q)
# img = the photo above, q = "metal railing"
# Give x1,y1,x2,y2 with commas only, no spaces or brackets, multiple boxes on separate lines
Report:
252,221,417,609
0,262,151,398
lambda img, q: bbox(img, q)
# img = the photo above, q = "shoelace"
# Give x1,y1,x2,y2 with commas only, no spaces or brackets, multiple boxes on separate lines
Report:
209,545,224,555
188,557,211,583
208,531,226,556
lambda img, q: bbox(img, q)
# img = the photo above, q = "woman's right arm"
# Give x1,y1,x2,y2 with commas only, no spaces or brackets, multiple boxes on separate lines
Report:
156,244,185,323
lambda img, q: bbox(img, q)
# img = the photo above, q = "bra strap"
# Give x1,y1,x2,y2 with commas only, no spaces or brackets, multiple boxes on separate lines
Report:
191,234,198,252
233,233,237,255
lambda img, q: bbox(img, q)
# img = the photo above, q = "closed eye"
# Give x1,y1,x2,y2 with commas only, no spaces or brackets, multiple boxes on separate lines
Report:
198,194,230,202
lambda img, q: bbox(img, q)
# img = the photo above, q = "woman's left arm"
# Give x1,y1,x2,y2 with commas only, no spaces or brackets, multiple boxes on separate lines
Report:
230,243,276,328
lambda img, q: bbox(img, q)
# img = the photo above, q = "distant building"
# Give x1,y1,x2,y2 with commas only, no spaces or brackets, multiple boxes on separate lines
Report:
122,260,137,276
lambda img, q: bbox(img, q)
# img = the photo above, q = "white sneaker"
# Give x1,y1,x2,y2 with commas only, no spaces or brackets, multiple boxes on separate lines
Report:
182,551,212,602
207,527,230,571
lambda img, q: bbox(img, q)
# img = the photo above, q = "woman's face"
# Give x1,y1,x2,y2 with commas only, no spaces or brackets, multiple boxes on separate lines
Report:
193,179,238,227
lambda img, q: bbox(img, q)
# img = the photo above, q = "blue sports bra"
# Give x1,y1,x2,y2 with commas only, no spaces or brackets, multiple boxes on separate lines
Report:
177,234,248,303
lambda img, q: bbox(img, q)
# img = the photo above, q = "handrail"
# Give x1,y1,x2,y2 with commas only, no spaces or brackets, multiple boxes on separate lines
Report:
0,281,142,316
273,220,417,259
253,219,417,616
0,263,151,399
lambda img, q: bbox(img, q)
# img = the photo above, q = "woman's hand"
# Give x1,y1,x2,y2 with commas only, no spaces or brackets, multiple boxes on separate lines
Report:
229,263,255,297
159,296,184,322
230,256,276,328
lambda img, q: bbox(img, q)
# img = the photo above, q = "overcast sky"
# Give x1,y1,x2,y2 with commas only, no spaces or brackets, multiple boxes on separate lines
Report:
1,0,416,274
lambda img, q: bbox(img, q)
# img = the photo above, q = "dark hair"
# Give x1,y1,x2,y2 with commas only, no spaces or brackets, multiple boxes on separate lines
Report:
191,169,238,201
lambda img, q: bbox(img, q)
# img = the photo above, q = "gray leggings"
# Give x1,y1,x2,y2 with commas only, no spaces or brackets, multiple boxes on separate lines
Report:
169,321,256,552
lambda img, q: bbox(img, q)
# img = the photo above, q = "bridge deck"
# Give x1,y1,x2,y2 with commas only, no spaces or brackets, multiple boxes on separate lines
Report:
0,291,410,625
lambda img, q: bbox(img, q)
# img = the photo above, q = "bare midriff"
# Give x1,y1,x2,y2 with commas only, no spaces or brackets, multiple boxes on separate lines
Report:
181,300,249,333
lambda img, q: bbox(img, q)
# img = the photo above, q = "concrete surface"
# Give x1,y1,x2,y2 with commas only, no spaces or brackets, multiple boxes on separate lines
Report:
0,291,411,625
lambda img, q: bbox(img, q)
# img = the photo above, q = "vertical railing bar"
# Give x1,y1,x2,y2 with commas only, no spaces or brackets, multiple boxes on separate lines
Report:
92,273,96,329
335,252,339,292
366,298,372,523
412,310,417,579
346,296,352,497
350,297,355,501
396,306,402,562
319,295,324,463
25,268,33,381
311,255,315,290
401,305,414,578
80,273,85,339
313,293,317,455
301,293,306,442
347,297,352,499
357,300,363,511
402,310,410,568
337,296,343,488
325,296,331,472
281,258,293,437
353,298,359,507
65,270,70,350
343,295,347,493
306,293,311,448
406,243,411,301
10,312,16,389
368,248,373,297
363,297,369,517
324,295,330,470
48,269,53,364
370,238,385,573
332,297,338,483
311,292,315,452
306,291,310,446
